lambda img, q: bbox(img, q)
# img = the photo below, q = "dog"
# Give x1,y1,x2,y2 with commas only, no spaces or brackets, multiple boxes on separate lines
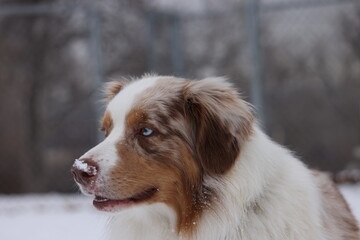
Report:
71,75,359,240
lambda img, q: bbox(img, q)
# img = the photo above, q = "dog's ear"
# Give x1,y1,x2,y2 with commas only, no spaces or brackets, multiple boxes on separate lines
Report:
184,77,254,175
103,79,128,101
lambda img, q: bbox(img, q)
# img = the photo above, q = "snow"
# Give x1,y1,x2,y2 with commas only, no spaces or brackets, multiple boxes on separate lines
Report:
0,185,359,240
73,159,97,175
0,194,107,240
339,184,360,220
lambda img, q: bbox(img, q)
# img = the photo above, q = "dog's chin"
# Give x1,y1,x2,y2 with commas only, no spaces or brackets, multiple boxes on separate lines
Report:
91,187,159,212
77,184,95,197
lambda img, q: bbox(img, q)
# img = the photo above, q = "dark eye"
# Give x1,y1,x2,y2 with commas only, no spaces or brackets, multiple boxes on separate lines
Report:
141,128,154,137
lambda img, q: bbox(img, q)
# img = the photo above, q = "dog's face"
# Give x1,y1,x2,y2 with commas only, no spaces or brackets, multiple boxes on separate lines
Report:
72,75,254,232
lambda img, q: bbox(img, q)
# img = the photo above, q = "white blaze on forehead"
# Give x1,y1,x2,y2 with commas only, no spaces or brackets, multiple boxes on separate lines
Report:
79,76,160,174
107,76,160,127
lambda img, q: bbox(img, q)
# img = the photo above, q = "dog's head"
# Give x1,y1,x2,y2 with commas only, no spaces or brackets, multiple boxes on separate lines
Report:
71,75,254,232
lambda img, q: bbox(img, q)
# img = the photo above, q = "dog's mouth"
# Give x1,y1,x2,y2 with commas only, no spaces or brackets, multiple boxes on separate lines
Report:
93,187,158,211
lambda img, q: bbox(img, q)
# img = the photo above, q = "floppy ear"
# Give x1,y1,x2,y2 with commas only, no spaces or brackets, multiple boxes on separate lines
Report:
103,79,128,101
184,77,254,175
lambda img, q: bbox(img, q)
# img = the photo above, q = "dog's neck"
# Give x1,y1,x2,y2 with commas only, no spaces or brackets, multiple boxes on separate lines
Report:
106,203,178,240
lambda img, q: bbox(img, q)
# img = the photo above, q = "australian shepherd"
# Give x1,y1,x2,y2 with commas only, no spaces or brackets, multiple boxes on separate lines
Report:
72,75,359,240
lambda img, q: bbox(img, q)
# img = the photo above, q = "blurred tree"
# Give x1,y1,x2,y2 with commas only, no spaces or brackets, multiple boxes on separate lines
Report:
0,0,96,192
263,6,360,172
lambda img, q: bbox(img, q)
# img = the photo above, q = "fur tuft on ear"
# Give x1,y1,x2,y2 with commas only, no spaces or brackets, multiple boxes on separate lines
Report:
103,79,128,101
184,77,254,175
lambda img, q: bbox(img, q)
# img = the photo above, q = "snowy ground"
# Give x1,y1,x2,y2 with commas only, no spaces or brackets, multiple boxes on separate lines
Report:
0,185,359,240
0,194,108,240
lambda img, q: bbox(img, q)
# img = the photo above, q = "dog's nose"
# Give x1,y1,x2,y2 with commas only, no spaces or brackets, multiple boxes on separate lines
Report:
71,158,99,186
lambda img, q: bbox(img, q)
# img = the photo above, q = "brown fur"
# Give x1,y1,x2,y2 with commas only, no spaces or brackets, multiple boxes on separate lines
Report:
183,79,254,174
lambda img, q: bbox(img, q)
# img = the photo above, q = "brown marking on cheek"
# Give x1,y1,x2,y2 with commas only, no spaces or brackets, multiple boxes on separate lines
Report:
108,142,157,196
109,136,210,236
164,145,214,237
149,145,211,236
100,111,113,137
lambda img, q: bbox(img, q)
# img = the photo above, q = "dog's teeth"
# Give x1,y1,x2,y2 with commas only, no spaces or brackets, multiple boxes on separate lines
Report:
95,197,109,202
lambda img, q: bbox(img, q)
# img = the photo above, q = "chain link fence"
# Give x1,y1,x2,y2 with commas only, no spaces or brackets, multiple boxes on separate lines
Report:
0,0,359,193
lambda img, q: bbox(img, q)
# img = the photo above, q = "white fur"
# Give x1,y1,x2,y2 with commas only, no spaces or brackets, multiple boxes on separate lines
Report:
191,127,324,240
107,203,178,240
107,126,327,240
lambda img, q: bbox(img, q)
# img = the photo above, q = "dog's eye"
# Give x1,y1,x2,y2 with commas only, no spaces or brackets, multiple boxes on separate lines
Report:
141,128,154,137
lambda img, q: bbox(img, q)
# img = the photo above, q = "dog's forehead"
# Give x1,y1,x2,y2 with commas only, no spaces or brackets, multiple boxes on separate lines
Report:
106,77,160,124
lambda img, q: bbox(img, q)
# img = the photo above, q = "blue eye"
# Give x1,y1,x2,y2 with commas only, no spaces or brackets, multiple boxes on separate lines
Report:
141,128,154,137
